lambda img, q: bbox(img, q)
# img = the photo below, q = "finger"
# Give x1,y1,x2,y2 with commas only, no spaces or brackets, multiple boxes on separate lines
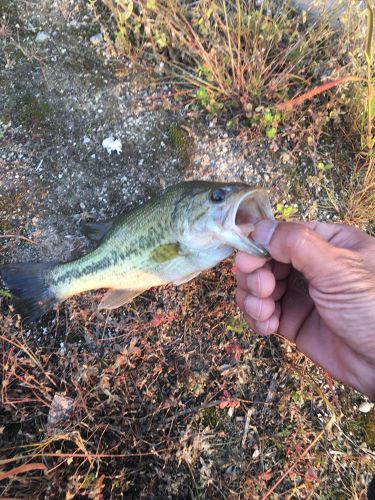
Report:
272,279,287,301
271,261,291,281
243,303,281,335
252,220,350,282
244,295,275,322
235,252,268,274
236,288,276,323
254,314,280,335
236,268,276,298
243,311,257,332
278,281,314,342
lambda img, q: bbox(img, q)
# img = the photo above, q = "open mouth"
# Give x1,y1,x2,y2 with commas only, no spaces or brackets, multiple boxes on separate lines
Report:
224,189,274,257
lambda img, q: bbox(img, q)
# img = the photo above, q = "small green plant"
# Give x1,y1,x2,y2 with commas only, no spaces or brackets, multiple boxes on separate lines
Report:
226,315,248,335
186,372,208,396
194,86,223,116
275,203,298,220
317,161,334,172
291,389,305,406
262,109,281,139
0,289,13,299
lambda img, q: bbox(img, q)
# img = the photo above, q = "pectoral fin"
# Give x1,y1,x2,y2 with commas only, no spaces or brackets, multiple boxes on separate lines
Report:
99,288,145,310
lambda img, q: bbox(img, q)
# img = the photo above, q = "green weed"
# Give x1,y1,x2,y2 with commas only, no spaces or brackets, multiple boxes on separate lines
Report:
275,203,298,220
226,315,248,335
346,410,375,449
316,161,334,173
0,289,13,299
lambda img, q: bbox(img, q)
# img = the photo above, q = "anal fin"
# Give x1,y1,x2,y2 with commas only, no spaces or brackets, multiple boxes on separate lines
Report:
173,271,201,286
99,288,145,310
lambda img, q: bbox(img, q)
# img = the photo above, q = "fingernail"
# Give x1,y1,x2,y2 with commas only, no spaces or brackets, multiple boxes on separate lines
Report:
253,219,278,247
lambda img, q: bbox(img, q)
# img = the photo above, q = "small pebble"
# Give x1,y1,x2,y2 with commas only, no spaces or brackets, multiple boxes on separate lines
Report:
102,136,122,155
90,33,103,46
358,401,374,413
35,31,49,43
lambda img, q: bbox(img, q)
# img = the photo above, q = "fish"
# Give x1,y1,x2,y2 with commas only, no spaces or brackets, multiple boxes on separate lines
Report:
0,180,274,323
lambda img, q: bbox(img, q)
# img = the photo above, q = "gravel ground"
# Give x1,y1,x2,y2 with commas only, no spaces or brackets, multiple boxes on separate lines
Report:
0,1,373,498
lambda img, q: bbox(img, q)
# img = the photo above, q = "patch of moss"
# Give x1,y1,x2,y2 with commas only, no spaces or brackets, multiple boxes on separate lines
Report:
0,192,22,213
169,124,191,169
17,92,52,128
0,192,22,232
346,409,375,449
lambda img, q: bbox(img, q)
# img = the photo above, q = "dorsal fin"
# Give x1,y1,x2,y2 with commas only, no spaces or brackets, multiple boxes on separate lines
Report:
81,220,114,242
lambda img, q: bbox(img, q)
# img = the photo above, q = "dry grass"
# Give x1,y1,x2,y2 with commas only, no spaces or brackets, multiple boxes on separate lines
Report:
103,0,344,114
1,262,374,498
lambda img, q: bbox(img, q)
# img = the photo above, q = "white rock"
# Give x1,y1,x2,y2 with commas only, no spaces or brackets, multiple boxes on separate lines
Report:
90,33,103,46
82,136,90,144
35,31,49,43
102,136,122,155
68,20,80,29
358,401,374,413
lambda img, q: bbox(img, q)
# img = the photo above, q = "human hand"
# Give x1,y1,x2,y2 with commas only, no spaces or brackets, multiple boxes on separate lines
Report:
236,220,375,398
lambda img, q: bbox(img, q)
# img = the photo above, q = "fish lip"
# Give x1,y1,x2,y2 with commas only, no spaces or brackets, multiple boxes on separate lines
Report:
223,189,274,257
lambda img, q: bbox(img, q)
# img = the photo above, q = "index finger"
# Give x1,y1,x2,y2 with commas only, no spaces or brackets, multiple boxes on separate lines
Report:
235,252,269,273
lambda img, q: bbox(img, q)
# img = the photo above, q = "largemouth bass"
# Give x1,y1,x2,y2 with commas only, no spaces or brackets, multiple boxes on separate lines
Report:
0,181,273,322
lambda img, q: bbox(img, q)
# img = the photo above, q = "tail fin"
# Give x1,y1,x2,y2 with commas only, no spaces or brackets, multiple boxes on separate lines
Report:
0,262,59,323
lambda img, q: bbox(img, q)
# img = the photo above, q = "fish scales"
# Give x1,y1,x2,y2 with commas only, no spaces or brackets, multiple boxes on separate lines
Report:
50,185,193,298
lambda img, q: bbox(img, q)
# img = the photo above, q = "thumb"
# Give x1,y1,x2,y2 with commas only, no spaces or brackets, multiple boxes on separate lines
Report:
253,220,340,281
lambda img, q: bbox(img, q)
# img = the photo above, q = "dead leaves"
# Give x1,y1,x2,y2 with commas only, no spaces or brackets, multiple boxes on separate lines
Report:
219,390,240,410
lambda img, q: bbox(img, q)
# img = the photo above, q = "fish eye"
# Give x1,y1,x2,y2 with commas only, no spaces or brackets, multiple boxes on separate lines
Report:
210,189,226,203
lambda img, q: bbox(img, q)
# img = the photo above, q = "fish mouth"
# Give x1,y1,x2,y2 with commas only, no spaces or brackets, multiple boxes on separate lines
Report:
223,189,274,257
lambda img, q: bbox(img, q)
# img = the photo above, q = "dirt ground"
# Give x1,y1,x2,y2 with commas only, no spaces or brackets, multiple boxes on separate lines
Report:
0,0,374,498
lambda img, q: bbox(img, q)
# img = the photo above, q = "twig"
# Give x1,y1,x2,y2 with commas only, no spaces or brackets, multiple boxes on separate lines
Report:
0,462,46,481
241,408,252,449
0,335,56,388
0,234,36,245
277,76,364,111
0,448,174,465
